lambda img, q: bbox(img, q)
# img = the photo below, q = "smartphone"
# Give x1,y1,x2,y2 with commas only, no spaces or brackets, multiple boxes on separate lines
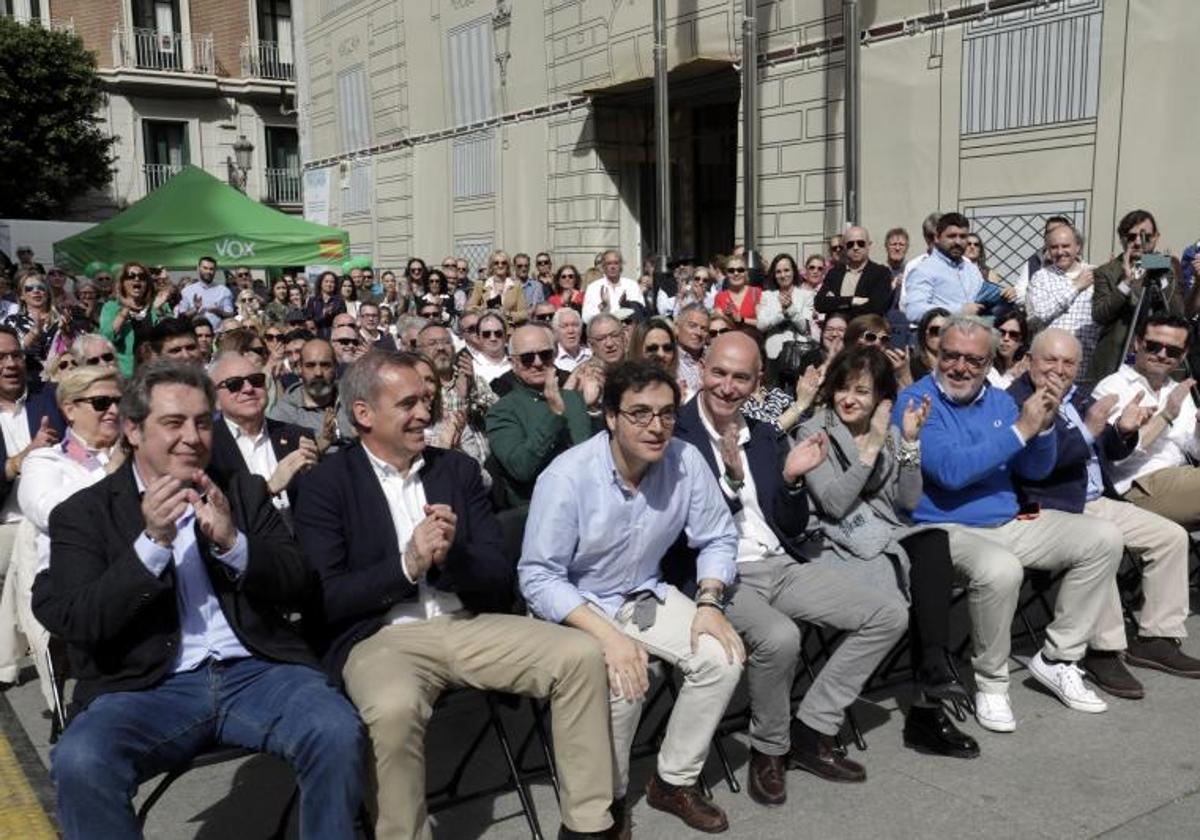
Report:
889,318,913,349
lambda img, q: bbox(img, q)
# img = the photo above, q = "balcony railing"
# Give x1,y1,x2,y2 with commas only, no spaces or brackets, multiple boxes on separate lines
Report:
144,163,183,193
111,26,214,75
0,13,74,32
265,168,302,204
240,39,294,81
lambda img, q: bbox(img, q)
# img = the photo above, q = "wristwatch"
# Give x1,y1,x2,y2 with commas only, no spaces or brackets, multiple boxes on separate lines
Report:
723,470,745,492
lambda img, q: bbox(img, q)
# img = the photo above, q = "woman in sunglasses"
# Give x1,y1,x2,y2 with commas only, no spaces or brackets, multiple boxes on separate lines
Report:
910,307,950,382
628,317,687,401
986,309,1029,389
547,264,584,311
100,261,166,377
16,366,124,707
714,255,761,328
846,313,912,388
7,269,75,375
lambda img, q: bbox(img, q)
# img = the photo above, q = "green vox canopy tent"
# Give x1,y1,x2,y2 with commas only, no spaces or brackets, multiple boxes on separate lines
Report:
54,165,349,271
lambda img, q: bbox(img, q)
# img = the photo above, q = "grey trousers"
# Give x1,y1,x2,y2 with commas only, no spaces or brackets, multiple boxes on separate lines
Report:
724,554,909,753
947,510,1123,694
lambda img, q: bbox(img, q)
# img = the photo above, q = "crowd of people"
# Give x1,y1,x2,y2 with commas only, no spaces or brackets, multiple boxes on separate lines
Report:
2,205,1200,840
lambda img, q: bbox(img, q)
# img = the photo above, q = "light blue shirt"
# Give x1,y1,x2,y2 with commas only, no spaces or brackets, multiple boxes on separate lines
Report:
133,469,251,672
903,247,985,322
178,280,234,328
518,433,738,624
521,278,546,307
1059,390,1105,502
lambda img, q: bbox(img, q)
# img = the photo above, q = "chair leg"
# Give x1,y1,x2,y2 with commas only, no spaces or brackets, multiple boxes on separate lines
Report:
708,730,740,793
487,695,544,840
529,698,561,803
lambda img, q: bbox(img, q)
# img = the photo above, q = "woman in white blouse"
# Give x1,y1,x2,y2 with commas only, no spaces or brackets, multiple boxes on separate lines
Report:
9,366,123,709
758,252,817,382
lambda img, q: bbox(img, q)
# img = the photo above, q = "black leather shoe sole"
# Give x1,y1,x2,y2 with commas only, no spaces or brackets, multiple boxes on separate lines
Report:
903,728,980,759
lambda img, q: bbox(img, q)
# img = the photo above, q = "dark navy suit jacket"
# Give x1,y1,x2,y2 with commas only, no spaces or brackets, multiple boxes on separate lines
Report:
293,442,511,680
0,381,65,505
209,415,313,508
1007,372,1137,513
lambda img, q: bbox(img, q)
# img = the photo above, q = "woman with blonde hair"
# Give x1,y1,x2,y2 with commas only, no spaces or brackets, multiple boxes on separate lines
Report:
468,249,528,325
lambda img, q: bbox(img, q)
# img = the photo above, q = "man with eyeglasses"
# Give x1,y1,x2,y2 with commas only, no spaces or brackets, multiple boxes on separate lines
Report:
178,256,234,329
521,361,743,835
815,226,893,319
535,251,554,290
485,323,595,509
208,352,317,520
415,322,498,437
1093,314,1200,528
903,213,986,324
581,250,644,325
356,302,396,351
1009,328,1200,698
1089,209,1190,381
514,253,545,308
898,315,1123,732
586,313,627,368
468,311,512,384
826,234,844,269
330,324,368,366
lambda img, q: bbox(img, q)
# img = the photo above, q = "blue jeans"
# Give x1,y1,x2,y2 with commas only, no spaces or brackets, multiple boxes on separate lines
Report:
51,657,365,839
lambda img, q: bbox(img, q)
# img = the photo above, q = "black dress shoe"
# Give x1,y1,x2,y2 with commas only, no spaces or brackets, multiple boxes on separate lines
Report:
903,705,980,759
609,797,631,840
747,748,787,806
787,721,866,782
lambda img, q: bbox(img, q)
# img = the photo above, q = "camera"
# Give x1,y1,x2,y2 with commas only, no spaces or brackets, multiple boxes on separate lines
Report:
1139,252,1172,272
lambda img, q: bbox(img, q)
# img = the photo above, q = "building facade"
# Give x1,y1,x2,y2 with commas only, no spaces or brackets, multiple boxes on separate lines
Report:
5,0,302,219
296,0,1199,278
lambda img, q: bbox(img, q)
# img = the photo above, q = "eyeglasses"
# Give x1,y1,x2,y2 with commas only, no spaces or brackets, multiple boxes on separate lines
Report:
708,327,731,338
1143,339,1186,359
998,328,1023,340
727,266,747,274
491,261,509,268
461,323,479,335
333,337,364,347
516,348,556,367
559,273,577,280
23,285,47,293
940,350,989,370
644,341,675,354
73,395,120,412
124,272,145,279
217,372,268,392
408,266,425,273
479,329,504,339
591,331,622,344
845,240,868,248
56,359,77,371
264,332,284,341
536,259,551,266
441,262,456,268
515,263,530,270
236,271,250,277
830,244,844,252
859,331,890,345
925,324,942,337
619,406,678,428
85,352,115,365
531,312,553,322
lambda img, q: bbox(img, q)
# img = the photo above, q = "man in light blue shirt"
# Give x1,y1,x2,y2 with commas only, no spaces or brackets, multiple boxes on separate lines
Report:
520,361,743,836
904,212,986,323
178,255,235,328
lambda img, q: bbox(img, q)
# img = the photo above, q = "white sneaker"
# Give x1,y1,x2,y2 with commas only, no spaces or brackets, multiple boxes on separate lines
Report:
1028,652,1108,714
974,690,1016,732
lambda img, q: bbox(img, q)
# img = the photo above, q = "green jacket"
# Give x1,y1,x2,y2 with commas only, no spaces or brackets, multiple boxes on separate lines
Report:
99,299,165,378
485,381,595,509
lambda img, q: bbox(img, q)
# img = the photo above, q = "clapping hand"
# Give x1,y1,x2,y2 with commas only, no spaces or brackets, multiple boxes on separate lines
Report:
1116,390,1153,433
188,471,237,552
783,430,828,484
901,394,932,442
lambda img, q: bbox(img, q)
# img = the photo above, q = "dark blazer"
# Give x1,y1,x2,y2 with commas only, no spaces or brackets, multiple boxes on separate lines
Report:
0,381,66,505
1089,255,1187,381
813,260,893,318
209,415,313,508
1007,372,1137,513
31,462,315,711
667,399,809,586
293,442,512,681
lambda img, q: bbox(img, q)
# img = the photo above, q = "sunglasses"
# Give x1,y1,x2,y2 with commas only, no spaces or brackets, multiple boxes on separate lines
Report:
217,372,268,392
125,272,145,279
727,267,747,274
926,324,942,337
23,285,47,293
73,395,120,412
462,324,479,335
333,337,364,347
859,331,890,345
998,328,1023,340
806,264,824,271
644,342,675,354
479,329,504,339
830,244,844,252
536,259,551,266
559,273,577,280
236,271,250,277
264,332,284,341
1143,339,1186,359
56,359,77,371
531,313,553,322
491,261,509,268
517,348,556,367
85,352,116,365
708,327,731,338
845,240,867,248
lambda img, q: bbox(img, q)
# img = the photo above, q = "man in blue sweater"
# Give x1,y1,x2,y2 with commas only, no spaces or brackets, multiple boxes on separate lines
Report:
897,316,1123,733
1009,328,1199,699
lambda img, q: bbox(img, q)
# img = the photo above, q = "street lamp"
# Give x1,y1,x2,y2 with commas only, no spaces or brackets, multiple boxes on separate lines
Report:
227,134,254,191
492,0,512,86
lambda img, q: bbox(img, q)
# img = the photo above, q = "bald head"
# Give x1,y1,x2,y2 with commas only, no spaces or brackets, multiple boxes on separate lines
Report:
845,225,871,268
700,330,762,427
707,330,761,374
1029,327,1081,389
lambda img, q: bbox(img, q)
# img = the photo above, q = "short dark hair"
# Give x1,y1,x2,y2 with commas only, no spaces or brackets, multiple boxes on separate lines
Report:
1136,313,1191,342
121,359,215,428
884,227,909,242
1117,209,1158,241
935,212,970,235
602,360,680,417
190,316,214,333
283,328,315,344
341,350,424,429
145,317,196,354
198,256,216,266
0,324,22,347
818,345,898,407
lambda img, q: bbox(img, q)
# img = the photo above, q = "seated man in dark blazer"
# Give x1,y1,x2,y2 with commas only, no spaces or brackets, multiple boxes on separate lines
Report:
673,331,910,802
207,350,317,517
814,225,894,319
32,360,364,840
1008,328,1200,699
293,350,614,840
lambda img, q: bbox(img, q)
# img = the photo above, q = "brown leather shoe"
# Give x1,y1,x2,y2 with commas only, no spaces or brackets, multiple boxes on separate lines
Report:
645,773,729,833
747,748,787,806
788,731,866,783
1083,649,1145,699
1126,637,1200,678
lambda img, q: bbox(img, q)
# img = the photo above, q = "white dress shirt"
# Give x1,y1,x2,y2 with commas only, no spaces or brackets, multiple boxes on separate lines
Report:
19,431,111,574
0,392,31,523
469,347,512,383
581,276,645,324
225,417,287,510
1092,364,1200,494
361,442,464,624
555,343,592,373
696,399,787,565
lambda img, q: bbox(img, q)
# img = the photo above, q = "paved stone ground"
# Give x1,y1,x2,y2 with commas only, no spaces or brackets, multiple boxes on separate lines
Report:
7,610,1200,839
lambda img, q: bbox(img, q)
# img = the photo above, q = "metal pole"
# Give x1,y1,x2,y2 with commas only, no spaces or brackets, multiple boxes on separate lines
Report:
653,0,672,280
741,0,758,271
843,0,860,226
